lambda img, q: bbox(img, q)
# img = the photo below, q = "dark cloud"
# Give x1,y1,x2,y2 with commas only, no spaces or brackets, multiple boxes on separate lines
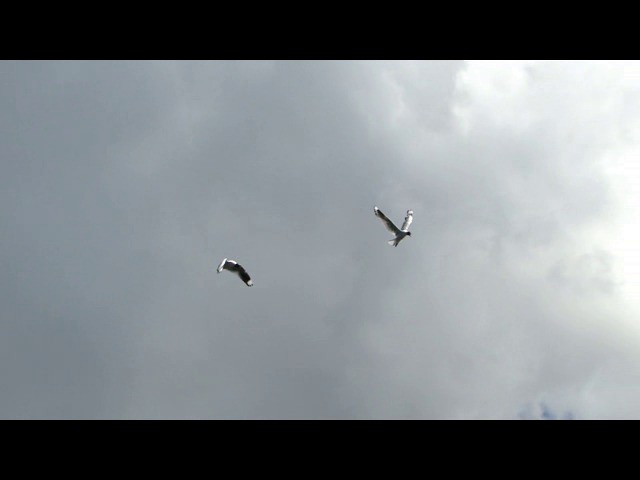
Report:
2,61,640,418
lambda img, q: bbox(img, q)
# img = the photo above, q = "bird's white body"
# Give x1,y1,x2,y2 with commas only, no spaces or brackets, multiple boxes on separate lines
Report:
387,230,410,247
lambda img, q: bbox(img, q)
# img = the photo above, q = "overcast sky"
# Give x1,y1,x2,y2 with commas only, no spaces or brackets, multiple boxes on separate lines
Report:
2,60,640,419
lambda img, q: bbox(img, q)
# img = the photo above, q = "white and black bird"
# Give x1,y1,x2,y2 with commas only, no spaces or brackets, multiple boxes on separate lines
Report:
374,206,413,247
217,258,253,286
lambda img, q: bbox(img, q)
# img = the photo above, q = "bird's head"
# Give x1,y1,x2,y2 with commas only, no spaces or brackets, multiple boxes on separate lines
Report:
407,232,412,236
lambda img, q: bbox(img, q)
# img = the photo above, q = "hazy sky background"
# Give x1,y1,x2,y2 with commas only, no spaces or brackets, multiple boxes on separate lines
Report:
2,60,640,419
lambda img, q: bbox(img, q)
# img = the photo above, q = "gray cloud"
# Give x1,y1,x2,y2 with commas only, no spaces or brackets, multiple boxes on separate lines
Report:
2,60,640,418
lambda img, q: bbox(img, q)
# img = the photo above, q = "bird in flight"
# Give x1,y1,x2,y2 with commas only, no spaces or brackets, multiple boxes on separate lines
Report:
374,206,413,247
217,258,253,286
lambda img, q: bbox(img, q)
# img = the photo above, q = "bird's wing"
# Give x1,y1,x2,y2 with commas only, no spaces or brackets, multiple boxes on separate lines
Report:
374,206,401,235
401,210,413,231
217,258,228,273
234,263,253,286
223,260,253,286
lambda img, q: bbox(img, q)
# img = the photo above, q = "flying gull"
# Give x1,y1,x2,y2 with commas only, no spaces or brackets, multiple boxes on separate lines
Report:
217,258,253,286
374,206,413,247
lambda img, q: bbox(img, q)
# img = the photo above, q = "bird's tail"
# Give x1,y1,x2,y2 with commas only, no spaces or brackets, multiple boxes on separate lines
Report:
388,238,399,247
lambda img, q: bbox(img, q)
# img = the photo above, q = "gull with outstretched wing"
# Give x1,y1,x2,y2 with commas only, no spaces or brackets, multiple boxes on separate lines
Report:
217,258,253,286
374,206,413,247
